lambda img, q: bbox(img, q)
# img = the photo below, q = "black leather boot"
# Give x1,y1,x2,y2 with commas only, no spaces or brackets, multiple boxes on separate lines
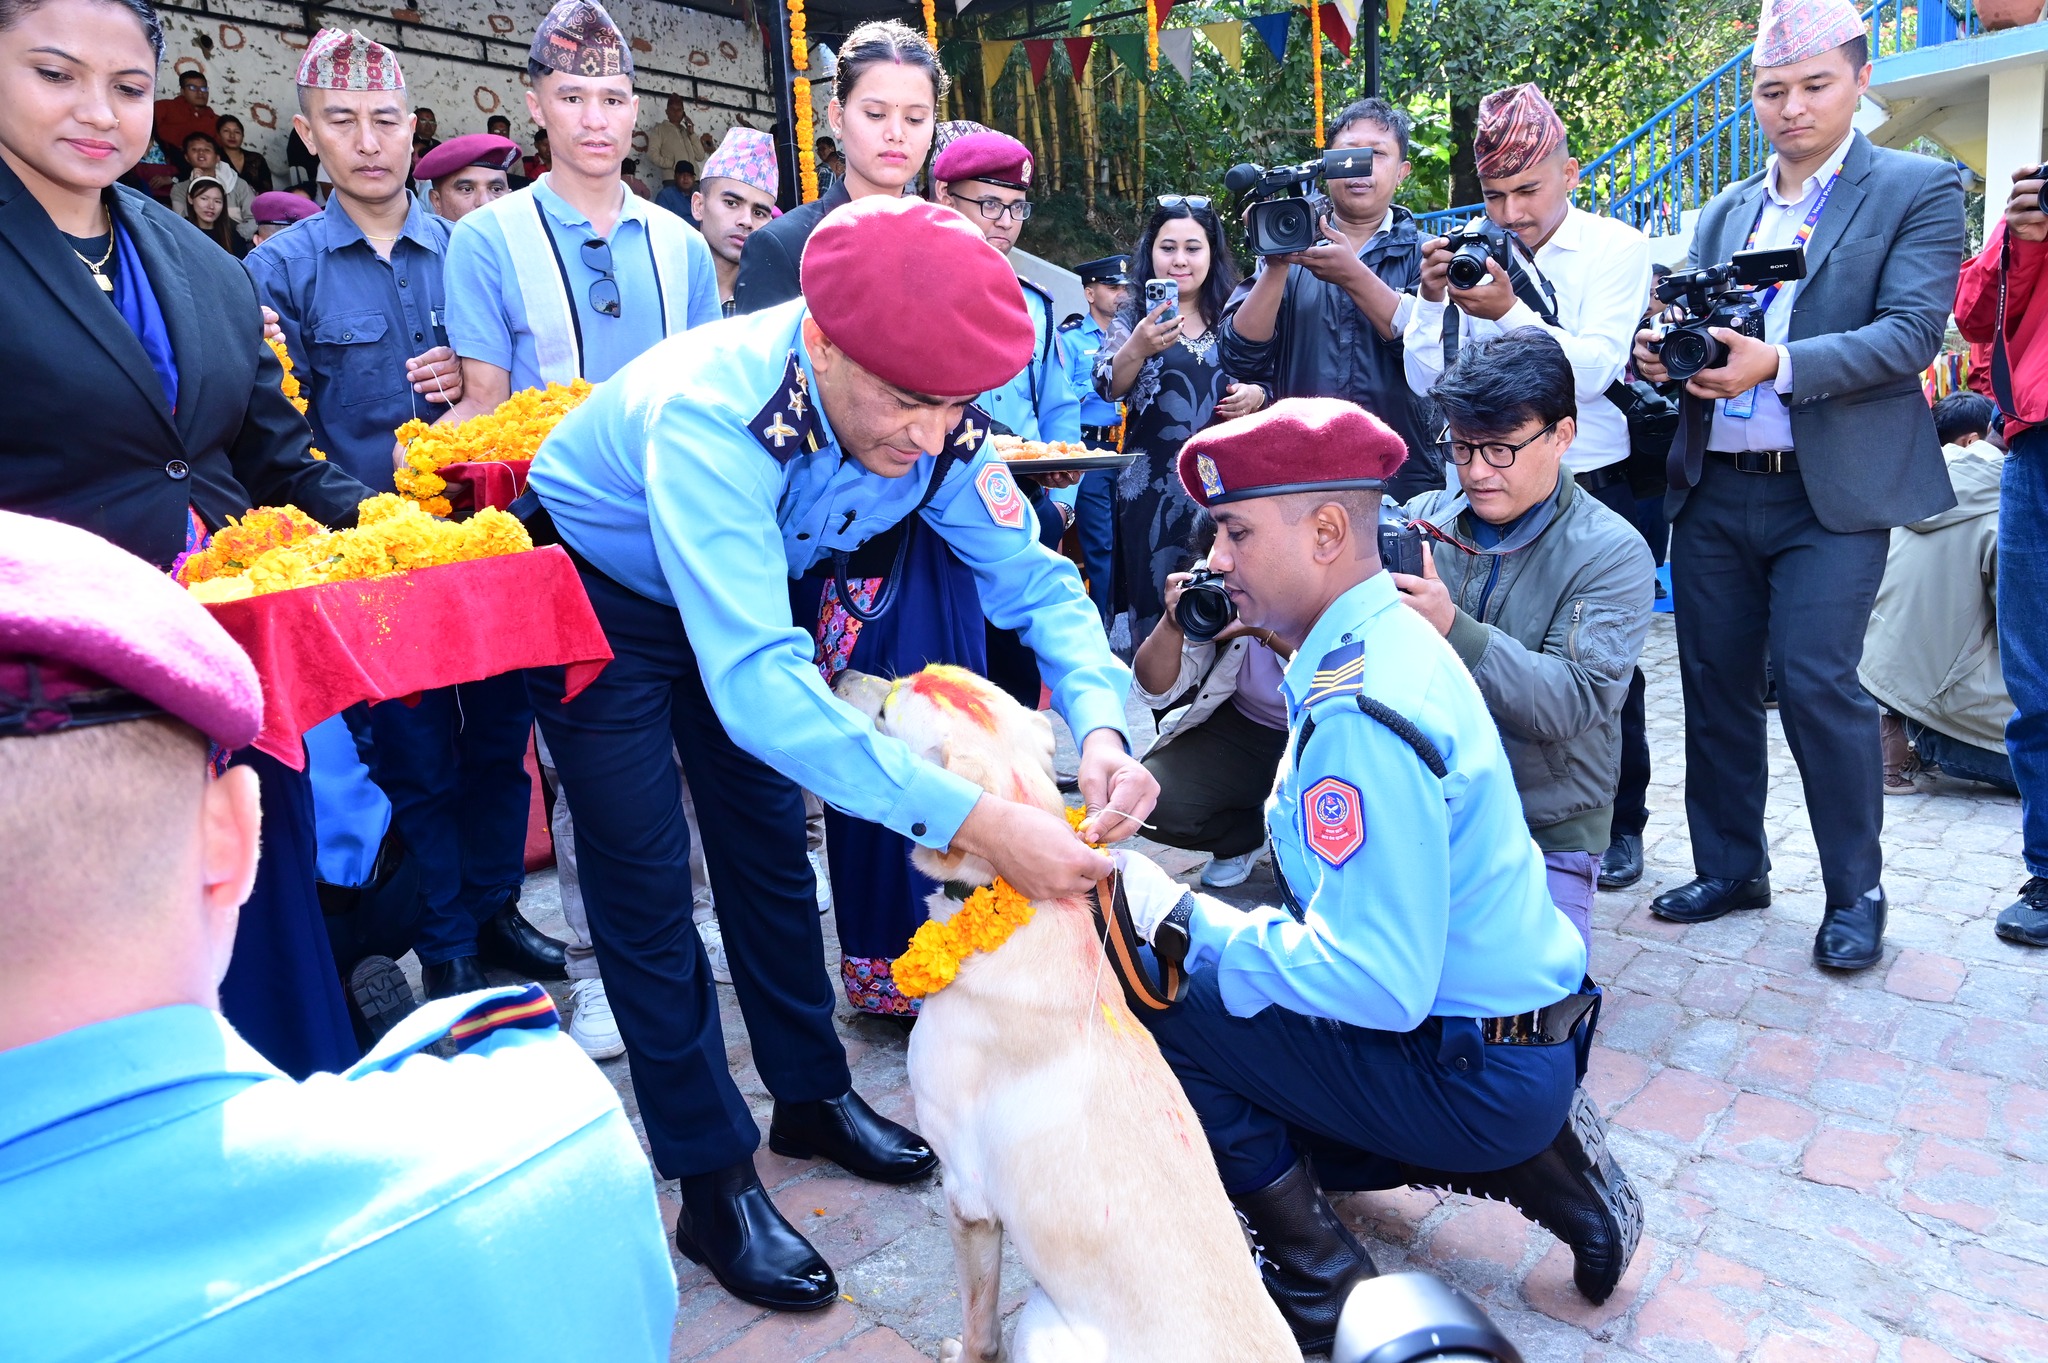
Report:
769,1090,938,1184
1402,1087,1642,1303
675,1159,837,1312
347,955,418,1043
475,899,569,981
1814,886,1886,971
1229,1155,1377,1350
1650,874,1771,924
421,955,488,1000
1598,833,1644,890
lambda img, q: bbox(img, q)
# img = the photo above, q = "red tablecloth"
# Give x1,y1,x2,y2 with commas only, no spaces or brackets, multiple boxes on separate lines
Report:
439,459,532,515
206,546,611,769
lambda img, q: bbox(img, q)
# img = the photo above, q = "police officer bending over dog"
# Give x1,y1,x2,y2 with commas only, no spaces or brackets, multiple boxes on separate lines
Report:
1113,397,1640,1350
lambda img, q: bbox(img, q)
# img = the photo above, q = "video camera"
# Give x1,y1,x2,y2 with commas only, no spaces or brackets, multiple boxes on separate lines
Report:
1225,148,1376,256
1650,245,1805,382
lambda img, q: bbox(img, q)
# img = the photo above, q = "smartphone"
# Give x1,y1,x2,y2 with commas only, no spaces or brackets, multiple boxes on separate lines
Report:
1145,277,1179,324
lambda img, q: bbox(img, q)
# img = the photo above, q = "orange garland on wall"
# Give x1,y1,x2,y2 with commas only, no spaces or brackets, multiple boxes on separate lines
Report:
1308,0,1324,136
922,0,938,49
789,0,818,202
1145,0,1159,69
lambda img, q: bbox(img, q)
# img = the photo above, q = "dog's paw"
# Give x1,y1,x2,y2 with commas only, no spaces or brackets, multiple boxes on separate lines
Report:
940,1341,963,1363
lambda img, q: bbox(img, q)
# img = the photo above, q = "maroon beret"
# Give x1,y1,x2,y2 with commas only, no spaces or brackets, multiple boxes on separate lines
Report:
251,191,318,226
932,129,1034,191
416,133,522,183
0,511,261,749
801,197,1035,398
1179,397,1409,508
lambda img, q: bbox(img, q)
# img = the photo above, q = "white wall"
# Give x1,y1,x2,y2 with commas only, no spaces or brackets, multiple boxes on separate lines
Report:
154,0,770,180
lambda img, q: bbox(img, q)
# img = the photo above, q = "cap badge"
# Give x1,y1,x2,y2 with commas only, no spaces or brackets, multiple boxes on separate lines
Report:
1196,453,1224,499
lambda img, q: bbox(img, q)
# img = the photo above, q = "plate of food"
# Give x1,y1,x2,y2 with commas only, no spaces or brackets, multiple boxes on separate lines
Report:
989,435,1139,473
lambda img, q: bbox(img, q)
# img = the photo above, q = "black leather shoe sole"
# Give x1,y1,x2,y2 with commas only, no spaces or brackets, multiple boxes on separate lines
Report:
674,1224,838,1313
1650,878,1771,924
1556,1088,1644,1303
348,955,418,1042
767,1129,939,1184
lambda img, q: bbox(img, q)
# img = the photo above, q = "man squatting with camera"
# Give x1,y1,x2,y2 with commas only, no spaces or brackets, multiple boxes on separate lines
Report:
1110,398,1641,1351
1632,0,1964,969
1401,81,1661,907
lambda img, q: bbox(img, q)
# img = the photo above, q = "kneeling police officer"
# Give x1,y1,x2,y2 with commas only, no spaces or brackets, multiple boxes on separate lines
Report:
521,196,1157,1312
1113,398,1640,1349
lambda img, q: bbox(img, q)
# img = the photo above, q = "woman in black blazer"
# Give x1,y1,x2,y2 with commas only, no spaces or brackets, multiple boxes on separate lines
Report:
0,0,373,1078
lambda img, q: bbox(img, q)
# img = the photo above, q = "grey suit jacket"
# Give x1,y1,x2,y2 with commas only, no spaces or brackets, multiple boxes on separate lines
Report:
1665,133,1965,534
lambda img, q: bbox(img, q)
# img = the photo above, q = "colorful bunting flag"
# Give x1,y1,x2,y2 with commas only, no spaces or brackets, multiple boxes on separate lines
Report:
1247,9,1292,62
1023,37,1055,86
1156,0,1179,23
1158,25,1194,78
1063,34,1095,78
1200,21,1242,68
1319,2,1352,56
1100,31,1150,76
1388,0,1405,34
982,38,1016,90
1069,0,1099,20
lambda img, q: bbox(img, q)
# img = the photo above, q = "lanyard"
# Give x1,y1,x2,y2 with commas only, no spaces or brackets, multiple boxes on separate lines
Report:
1743,164,1840,315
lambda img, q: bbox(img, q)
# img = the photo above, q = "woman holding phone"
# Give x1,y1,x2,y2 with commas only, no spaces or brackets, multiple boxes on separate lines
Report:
1096,195,1263,654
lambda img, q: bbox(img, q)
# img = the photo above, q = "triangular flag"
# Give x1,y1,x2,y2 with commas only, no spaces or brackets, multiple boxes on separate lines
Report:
1101,32,1150,76
982,39,1016,91
954,0,975,11
1247,9,1291,62
1387,0,1405,33
1070,0,1100,22
1063,35,1095,79
1318,3,1352,56
1023,38,1055,87
1200,21,1242,68
1157,26,1195,79
1155,0,1179,26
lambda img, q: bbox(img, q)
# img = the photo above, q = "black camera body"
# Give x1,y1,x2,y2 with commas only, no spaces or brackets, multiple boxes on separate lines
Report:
1444,218,1518,292
1651,245,1806,382
1378,502,1426,578
1175,567,1237,643
1226,148,1375,256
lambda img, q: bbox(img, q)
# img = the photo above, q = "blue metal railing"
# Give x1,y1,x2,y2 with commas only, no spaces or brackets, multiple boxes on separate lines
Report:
1414,0,1980,239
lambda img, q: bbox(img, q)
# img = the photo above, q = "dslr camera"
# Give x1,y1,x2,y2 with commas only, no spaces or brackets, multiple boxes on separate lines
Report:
1650,245,1805,382
1225,148,1376,256
1444,217,1524,292
1175,567,1236,644
1378,501,1426,577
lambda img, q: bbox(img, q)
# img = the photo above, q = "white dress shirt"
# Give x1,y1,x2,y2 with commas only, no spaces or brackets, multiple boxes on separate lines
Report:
1402,205,1653,475
1706,130,1855,453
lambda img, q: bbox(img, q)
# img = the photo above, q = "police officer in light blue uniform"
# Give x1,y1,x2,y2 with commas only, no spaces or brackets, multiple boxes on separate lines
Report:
0,512,677,1363
1111,397,1641,1352
1064,253,1132,622
519,195,1157,1314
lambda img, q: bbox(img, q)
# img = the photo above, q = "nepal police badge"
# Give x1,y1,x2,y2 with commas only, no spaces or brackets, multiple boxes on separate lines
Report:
1303,776,1365,866
976,463,1029,530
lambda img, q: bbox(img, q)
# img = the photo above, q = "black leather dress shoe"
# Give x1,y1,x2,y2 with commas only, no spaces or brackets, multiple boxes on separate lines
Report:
1650,875,1771,924
1599,834,1644,890
1403,1088,1642,1304
422,955,489,1000
1814,886,1887,971
476,903,569,981
1229,1154,1376,1350
769,1090,938,1184
675,1159,836,1312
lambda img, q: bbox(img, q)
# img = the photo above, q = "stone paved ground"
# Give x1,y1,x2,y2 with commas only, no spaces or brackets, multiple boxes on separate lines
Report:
510,615,2048,1362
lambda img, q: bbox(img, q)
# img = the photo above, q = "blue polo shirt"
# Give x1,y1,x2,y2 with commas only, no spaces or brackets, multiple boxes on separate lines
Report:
246,195,451,493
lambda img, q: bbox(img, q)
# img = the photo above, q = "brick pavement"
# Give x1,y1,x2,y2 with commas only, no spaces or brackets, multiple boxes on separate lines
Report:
517,615,2048,1361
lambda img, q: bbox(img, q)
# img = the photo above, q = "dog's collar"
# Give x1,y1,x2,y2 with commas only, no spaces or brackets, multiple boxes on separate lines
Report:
942,880,986,902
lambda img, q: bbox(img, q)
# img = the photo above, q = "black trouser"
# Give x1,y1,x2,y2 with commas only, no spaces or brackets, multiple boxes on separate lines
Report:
1140,700,1289,859
1670,457,1889,903
1578,468,1652,840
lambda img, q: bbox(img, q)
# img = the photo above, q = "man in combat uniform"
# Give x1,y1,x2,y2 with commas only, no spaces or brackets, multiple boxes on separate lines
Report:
1112,398,1641,1349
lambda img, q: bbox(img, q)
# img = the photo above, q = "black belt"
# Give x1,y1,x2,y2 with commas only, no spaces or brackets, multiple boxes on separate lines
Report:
1081,423,1121,445
1574,464,1630,493
1710,449,1798,474
1479,991,1599,1046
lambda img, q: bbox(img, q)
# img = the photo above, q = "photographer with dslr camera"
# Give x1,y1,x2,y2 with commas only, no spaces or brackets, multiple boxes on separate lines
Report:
1395,329,1655,944
1631,0,1964,972
1957,164,2048,945
1221,99,1440,499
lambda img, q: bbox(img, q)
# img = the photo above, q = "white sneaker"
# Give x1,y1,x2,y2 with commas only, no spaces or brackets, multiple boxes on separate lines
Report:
697,916,733,985
1202,848,1264,889
566,978,625,1060
809,846,834,915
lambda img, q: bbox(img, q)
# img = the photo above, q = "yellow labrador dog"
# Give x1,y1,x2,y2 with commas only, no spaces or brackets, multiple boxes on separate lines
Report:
836,664,1298,1363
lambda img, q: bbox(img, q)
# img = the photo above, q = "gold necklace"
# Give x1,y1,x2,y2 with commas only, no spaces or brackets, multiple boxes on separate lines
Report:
72,207,115,292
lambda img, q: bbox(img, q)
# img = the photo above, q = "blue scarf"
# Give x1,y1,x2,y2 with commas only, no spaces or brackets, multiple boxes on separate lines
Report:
110,218,179,413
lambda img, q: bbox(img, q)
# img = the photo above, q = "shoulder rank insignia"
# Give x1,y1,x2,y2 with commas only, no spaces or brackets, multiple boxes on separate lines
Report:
748,350,822,464
948,403,990,455
446,982,560,1053
1303,776,1366,866
1303,641,1366,707
1057,315,1083,332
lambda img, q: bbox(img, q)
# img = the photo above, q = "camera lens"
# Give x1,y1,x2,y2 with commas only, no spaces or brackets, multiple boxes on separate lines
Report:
1175,577,1237,643
1254,198,1315,255
1657,324,1720,382
1446,243,1492,291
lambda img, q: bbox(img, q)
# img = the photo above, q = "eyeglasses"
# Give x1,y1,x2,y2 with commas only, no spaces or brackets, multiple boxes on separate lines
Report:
1438,419,1559,469
581,238,621,318
958,196,1032,222
1157,194,1211,210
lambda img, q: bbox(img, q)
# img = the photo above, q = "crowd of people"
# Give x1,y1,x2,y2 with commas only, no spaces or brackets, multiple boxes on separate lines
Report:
2,0,2043,1349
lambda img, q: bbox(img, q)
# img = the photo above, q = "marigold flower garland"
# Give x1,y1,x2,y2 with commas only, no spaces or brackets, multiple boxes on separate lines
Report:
391,379,592,516
1309,0,1325,137
268,335,326,458
891,806,1096,998
177,494,533,603
921,0,937,48
789,0,819,203
1146,0,1160,69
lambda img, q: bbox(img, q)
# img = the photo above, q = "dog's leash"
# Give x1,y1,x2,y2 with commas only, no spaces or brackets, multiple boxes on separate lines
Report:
1088,870,1187,1015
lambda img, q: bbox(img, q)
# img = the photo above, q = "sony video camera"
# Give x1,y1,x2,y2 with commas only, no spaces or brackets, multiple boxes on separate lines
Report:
1225,148,1376,256
1650,245,1806,382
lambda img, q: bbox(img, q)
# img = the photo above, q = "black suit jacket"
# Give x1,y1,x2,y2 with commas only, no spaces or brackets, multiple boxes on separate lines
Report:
729,179,852,315
0,158,368,568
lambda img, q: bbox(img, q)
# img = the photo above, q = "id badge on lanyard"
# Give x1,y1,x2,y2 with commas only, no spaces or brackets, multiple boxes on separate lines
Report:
1726,166,1838,422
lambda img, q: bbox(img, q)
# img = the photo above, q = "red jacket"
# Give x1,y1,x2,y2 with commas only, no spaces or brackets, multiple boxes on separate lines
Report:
1956,219,2048,438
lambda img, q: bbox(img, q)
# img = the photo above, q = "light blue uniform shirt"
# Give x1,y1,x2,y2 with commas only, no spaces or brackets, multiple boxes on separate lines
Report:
444,175,720,389
1061,311,1123,428
1184,573,1587,1030
980,283,1082,446
530,300,1132,851
0,988,677,1362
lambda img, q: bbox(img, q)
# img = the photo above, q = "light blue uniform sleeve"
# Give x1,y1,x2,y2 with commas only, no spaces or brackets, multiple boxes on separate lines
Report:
1037,329,1083,445
641,402,988,848
444,214,515,371
685,227,722,329
1184,707,1450,1030
919,446,1132,747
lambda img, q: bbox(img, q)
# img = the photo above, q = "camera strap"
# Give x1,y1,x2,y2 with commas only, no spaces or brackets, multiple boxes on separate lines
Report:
1994,226,2019,418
